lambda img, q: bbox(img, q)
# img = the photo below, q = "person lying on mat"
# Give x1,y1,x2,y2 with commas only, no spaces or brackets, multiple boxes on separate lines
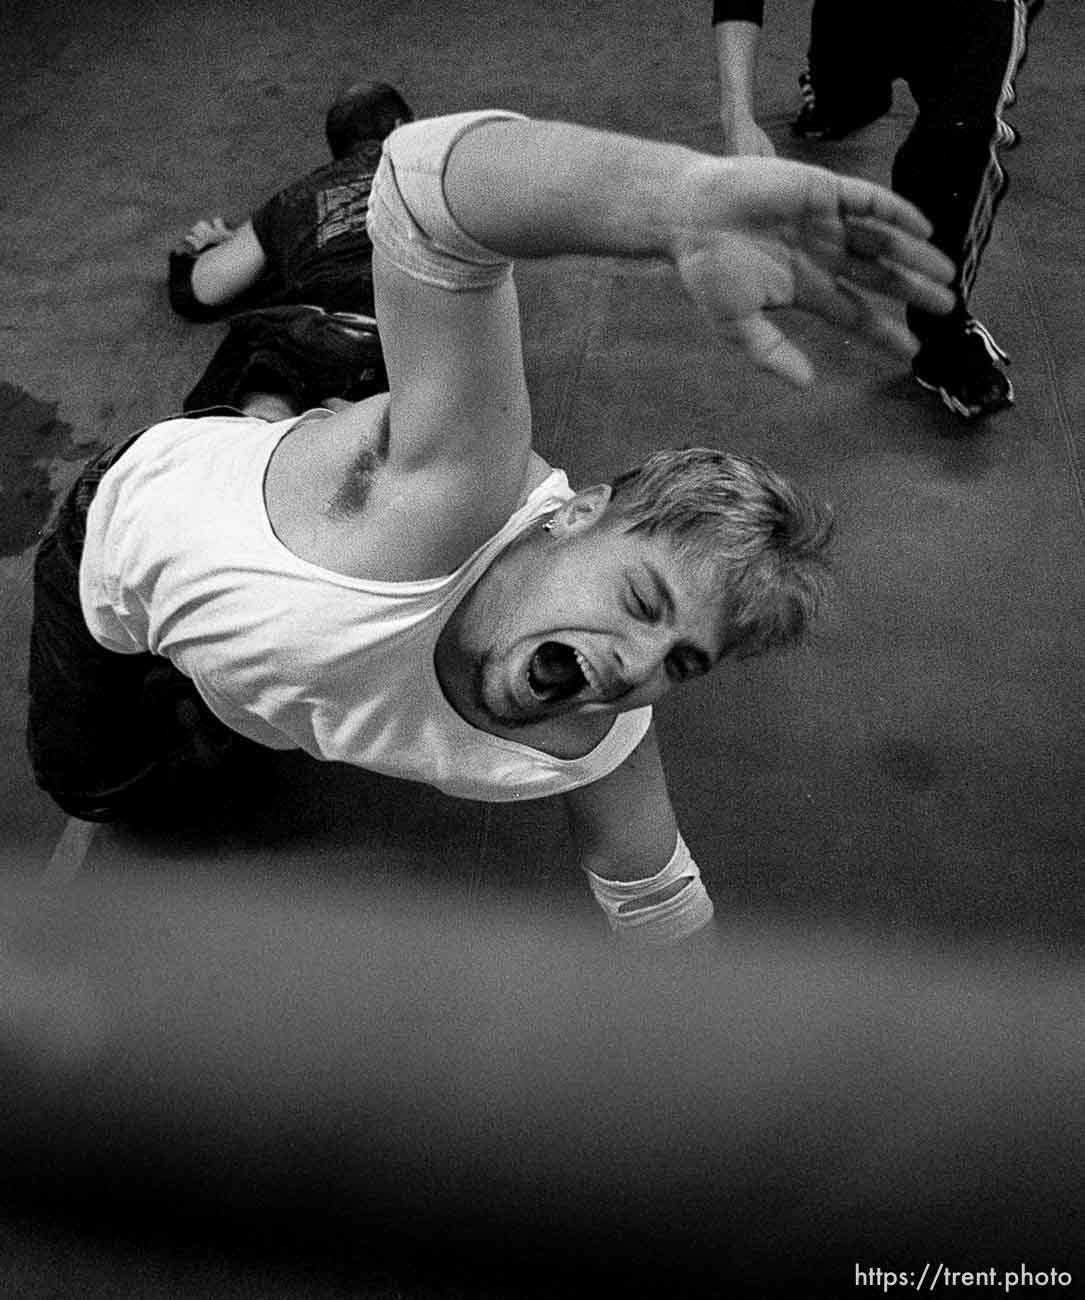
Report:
29,110,954,945
167,80,415,415
169,79,413,324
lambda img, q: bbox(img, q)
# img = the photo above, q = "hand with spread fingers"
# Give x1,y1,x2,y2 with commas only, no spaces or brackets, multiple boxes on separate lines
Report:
670,156,957,386
443,117,956,389
710,0,1041,418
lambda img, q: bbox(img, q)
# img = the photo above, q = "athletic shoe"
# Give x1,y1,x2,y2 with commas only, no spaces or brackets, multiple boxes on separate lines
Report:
912,318,1014,420
995,118,1021,150
791,69,891,141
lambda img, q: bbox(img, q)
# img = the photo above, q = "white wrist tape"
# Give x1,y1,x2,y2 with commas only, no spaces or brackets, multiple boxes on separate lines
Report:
586,834,714,946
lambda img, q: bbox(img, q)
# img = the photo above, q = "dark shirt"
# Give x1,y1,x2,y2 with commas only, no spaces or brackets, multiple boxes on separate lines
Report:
249,139,383,316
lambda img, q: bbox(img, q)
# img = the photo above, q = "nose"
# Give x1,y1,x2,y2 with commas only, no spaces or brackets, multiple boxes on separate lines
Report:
616,628,671,695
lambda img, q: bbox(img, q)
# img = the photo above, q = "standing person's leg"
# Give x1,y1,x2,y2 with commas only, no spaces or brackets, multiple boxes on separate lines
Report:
792,0,895,141
893,0,1037,419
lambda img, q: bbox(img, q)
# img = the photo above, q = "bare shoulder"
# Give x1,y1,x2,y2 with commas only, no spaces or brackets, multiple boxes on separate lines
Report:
264,396,556,581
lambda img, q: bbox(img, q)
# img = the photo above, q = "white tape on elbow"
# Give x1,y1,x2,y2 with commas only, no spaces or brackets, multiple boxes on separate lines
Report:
586,834,714,945
372,111,525,289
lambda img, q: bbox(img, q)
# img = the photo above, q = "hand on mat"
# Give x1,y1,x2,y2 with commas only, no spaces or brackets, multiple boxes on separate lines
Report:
184,217,236,254
671,156,957,386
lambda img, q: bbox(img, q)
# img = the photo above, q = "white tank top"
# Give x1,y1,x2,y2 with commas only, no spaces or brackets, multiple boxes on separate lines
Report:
79,412,651,802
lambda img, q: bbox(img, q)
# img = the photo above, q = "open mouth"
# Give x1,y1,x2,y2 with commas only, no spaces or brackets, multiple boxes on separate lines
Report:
527,641,590,703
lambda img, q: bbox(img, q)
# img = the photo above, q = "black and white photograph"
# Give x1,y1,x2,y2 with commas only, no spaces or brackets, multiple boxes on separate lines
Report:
1,1,1081,1294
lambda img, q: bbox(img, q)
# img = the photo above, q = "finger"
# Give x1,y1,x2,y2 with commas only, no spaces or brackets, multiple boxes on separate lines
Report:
810,253,956,316
873,260,957,316
835,174,934,240
843,216,956,285
799,219,956,310
832,283,919,357
803,212,955,288
802,221,956,319
792,262,918,358
726,315,814,388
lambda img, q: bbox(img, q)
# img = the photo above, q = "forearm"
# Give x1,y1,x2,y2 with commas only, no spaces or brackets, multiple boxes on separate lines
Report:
377,109,956,395
168,248,234,322
569,803,681,893
714,19,762,131
441,117,703,264
190,239,245,306
182,220,266,308
562,727,714,945
561,724,678,883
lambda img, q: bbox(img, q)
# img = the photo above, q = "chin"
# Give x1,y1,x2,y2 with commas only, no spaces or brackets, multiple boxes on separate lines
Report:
488,700,543,731
476,658,536,729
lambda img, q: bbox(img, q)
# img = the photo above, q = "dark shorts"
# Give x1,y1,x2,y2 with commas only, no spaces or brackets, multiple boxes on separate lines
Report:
26,411,249,822
183,306,387,414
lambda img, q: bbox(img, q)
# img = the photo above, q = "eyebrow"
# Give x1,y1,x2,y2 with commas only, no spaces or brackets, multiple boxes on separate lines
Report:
644,563,675,621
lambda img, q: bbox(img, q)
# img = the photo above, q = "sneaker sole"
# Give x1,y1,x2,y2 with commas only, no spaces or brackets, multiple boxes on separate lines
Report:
914,373,1015,421
791,108,890,142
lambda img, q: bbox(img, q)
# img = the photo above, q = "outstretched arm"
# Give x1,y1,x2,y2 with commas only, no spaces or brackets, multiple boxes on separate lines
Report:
364,111,954,556
440,117,954,386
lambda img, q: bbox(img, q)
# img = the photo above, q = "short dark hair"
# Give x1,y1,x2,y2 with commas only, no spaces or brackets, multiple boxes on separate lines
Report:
325,81,414,159
607,447,835,660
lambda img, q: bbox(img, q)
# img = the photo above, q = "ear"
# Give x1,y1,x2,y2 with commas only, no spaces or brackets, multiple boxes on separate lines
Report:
546,483,613,538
